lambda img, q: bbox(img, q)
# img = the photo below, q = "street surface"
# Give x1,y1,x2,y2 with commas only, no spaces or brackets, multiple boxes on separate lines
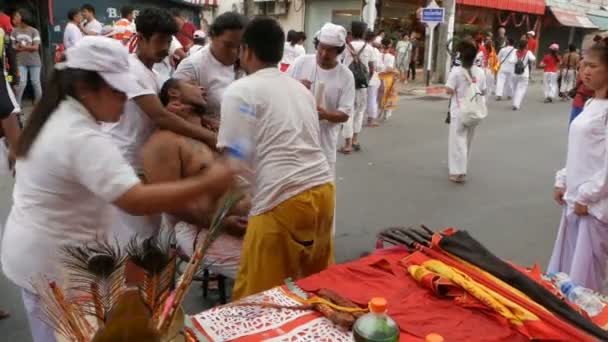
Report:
0,82,569,341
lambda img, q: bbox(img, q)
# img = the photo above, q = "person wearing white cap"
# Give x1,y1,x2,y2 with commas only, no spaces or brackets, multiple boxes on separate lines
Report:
540,43,561,103
287,22,355,177
188,30,207,56
0,36,239,342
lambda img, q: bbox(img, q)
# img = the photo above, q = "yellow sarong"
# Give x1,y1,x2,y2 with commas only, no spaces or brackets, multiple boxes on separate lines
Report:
232,183,336,300
379,71,399,111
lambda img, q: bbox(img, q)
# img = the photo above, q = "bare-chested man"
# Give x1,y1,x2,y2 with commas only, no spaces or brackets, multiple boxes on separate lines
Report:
142,78,249,278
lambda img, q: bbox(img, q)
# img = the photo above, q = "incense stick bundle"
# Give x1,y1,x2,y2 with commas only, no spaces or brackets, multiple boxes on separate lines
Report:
157,191,241,333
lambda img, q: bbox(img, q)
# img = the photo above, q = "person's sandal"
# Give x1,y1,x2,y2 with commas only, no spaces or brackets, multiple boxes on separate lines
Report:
353,144,362,152
338,147,352,154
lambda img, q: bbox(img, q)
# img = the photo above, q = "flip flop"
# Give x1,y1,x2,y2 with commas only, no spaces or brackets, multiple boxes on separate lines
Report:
353,144,362,152
338,147,352,154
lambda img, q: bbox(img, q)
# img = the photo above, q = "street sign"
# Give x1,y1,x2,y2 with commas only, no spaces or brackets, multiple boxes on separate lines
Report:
421,8,445,25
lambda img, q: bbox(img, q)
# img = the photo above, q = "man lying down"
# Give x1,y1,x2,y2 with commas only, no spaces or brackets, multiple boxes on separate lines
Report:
142,78,251,279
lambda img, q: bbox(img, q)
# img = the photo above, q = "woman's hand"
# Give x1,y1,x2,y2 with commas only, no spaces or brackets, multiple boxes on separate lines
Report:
553,187,566,206
574,202,589,216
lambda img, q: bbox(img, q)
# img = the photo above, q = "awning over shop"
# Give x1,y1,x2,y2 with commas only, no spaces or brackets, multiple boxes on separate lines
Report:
587,10,608,30
550,7,598,28
456,0,545,15
170,0,218,6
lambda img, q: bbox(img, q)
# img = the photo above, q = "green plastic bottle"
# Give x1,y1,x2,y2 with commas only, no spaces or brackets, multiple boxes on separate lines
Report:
353,297,400,342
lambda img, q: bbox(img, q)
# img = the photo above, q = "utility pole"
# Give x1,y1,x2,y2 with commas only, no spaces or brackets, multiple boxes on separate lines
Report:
436,0,455,84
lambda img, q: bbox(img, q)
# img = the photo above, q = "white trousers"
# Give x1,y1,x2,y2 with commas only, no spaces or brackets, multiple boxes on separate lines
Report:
343,88,367,139
495,71,513,97
560,69,576,94
543,72,558,99
511,75,529,109
484,68,495,96
366,84,379,120
548,208,608,293
448,111,476,175
22,289,57,342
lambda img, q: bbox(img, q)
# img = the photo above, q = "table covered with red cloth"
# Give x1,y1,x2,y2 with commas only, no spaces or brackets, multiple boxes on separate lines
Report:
188,247,527,341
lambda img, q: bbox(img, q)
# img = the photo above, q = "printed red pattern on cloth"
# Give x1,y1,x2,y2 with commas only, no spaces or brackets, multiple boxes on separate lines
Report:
190,286,352,341
297,249,528,342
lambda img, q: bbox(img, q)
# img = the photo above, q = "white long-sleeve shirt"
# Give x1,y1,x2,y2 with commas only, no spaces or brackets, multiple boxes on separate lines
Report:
555,99,608,222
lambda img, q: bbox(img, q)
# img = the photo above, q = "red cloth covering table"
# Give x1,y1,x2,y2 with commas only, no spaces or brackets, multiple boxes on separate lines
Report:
188,247,528,341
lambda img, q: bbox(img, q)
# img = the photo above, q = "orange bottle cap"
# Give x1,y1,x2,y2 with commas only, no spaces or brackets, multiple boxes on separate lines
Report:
425,333,444,342
369,297,387,313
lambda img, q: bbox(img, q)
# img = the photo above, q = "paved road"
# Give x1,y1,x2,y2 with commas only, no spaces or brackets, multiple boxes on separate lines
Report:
0,83,570,341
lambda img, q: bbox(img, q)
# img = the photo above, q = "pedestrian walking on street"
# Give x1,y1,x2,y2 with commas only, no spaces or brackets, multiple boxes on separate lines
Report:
10,9,42,107
366,30,381,127
445,40,487,184
560,44,580,98
541,43,561,103
395,32,412,83
511,39,535,110
495,38,515,101
408,34,418,81
548,43,608,292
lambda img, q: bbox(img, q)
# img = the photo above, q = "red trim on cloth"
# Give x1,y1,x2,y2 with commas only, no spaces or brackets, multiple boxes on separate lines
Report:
296,250,528,341
457,0,545,15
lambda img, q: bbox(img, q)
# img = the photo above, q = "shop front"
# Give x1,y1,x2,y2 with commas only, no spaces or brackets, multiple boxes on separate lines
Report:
304,0,363,51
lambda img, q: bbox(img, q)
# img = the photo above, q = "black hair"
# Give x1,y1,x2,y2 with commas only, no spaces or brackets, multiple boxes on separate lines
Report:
15,8,34,27
364,29,375,42
67,8,80,21
17,69,106,157
313,37,346,54
81,4,95,15
121,5,134,19
593,34,602,42
159,78,181,106
209,11,248,38
457,40,477,69
381,37,391,48
517,39,528,50
351,21,367,39
589,43,608,98
569,44,576,52
242,16,284,64
298,31,307,42
507,37,514,46
169,8,184,18
287,29,297,46
401,31,409,39
135,7,179,40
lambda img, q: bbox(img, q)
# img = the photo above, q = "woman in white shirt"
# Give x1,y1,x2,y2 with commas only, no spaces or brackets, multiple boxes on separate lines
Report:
511,39,536,110
63,8,84,49
378,38,397,121
445,40,487,184
280,30,306,72
549,43,608,292
0,37,238,342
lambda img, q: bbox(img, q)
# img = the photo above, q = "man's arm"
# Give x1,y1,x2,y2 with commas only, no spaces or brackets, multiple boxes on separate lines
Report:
318,108,349,123
135,94,217,147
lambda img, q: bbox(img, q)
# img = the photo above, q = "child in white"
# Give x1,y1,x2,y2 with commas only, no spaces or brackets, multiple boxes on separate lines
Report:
511,39,536,110
445,41,487,183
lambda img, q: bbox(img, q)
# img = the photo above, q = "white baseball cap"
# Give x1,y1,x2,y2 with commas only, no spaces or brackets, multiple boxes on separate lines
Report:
527,31,535,37
317,23,347,47
63,36,136,95
193,30,206,39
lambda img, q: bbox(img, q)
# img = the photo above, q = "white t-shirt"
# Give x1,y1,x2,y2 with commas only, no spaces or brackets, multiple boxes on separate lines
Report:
287,55,355,165
1,98,140,290
281,42,306,65
342,40,375,73
218,68,333,216
378,52,395,72
63,22,83,49
83,19,103,35
102,54,162,172
497,46,516,74
174,45,235,116
513,50,536,78
153,36,183,85
556,99,608,222
446,66,487,115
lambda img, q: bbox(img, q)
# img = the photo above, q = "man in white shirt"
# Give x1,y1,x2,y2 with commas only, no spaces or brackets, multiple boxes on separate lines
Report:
287,23,354,176
496,38,515,101
341,21,374,154
218,17,334,300
153,36,186,85
174,12,248,118
80,4,102,36
103,8,216,246
63,8,83,49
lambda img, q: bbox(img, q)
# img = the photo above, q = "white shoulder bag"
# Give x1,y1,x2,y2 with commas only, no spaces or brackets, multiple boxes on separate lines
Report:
458,68,487,127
